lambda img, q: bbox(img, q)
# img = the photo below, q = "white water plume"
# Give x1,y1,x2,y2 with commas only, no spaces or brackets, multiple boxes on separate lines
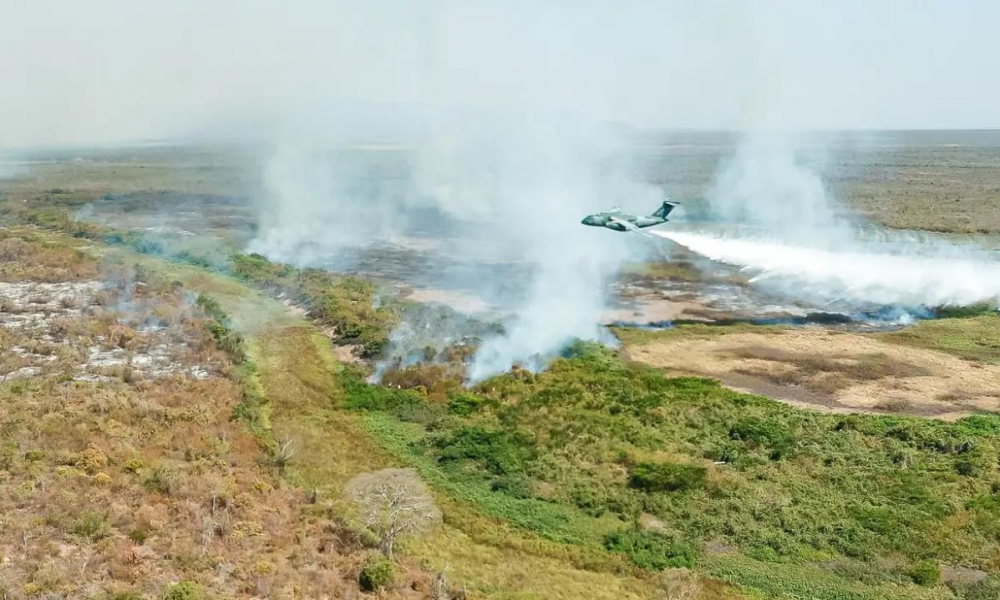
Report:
656,229,1000,309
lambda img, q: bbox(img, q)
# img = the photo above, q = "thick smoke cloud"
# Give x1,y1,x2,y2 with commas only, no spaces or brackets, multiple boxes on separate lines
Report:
252,115,659,380
2,2,999,373
659,133,1000,311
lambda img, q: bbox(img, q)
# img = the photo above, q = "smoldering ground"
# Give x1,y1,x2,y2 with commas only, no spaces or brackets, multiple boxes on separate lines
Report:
250,117,664,381
4,2,999,382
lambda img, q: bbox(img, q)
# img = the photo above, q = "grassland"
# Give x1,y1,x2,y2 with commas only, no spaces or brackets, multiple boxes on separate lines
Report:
0,231,422,599
637,129,1000,233
880,313,1000,364
342,340,1000,599
3,138,1000,599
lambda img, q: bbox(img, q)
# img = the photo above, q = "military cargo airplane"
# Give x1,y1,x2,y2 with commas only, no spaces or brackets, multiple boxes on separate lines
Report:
580,200,679,232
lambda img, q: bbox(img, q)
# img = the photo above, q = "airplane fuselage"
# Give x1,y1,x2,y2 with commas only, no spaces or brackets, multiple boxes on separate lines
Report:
581,200,679,232
580,213,666,231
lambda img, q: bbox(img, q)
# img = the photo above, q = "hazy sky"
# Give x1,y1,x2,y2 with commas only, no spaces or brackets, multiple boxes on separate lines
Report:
0,1,996,147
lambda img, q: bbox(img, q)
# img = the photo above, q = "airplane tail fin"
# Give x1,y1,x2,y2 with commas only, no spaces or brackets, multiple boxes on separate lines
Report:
652,199,680,219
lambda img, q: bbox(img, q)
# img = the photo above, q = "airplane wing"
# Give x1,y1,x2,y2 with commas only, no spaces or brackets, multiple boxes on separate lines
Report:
609,216,653,237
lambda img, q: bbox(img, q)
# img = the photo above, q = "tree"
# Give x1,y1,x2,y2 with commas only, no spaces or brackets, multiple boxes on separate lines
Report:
346,468,441,559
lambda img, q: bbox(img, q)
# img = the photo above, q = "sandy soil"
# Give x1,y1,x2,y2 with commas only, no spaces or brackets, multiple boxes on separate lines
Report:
626,328,1000,420
404,287,494,315
601,294,708,324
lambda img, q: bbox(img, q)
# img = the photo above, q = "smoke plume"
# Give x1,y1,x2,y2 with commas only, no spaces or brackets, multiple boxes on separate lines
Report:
251,115,659,380
658,133,1000,311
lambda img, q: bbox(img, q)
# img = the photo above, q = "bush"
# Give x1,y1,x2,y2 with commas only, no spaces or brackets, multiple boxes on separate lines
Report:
729,417,795,459
956,458,982,477
491,474,534,499
447,391,486,416
628,462,707,493
434,426,537,475
129,528,149,545
358,553,395,592
907,560,941,586
162,581,204,600
951,576,1000,600
604,530,700,570
72,511,111,542
144,463,182,495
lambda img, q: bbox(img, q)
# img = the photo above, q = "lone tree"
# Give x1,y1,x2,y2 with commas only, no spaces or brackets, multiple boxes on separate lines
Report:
346,468,442,559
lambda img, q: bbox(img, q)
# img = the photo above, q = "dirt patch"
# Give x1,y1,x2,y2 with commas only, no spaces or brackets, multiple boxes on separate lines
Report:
602,294,708,325
626,328,1000,420
403,287,493,315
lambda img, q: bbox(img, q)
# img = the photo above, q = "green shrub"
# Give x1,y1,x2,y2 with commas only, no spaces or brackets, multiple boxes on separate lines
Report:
491,474,534,499
907,560,940,586
342,370,435,423
951,576,1000,600
956,458,982,477
628,462,707,493
72,511,111,542
729,417,795,459
144,463,182,495
434,426,537,475
934,303,996,319
358,553,395,592
129,528,149,545
447,391,486,416
23,450,46,462
162,580,204,600
604,530,699,570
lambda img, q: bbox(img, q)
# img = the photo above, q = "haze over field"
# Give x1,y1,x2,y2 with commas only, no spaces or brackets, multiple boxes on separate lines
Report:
2,1,998,377
2,0,999,146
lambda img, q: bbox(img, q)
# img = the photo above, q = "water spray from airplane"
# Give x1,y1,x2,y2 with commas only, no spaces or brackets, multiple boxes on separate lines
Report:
653,229,1000,310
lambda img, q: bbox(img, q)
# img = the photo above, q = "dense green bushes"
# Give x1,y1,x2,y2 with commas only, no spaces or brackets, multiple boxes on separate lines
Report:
435,427,538,476
603,530,700,570
628,462,707,492
346,339,1000,593
358,553,395,591
162,581,204,600
906,560,941,586
729,417,795,459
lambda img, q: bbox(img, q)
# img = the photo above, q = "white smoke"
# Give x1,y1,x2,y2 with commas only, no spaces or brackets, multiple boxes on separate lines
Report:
708,135,848,241
250,115,660,381
656,229,1000,308
660,132,1000,310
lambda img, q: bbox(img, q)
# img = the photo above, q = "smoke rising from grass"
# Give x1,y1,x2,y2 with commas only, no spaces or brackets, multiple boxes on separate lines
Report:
660,133,1000,311
251,116,660,381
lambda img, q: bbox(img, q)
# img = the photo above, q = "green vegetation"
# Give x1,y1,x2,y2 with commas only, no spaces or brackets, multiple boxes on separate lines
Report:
230,252,398,356
71,511,112,542
162,581,205,600
604,530,700,570
347,340,1000,599
881,313,1000,363
358,553,396,592
908,560,942,586
628,461,707,493
612,322,786,346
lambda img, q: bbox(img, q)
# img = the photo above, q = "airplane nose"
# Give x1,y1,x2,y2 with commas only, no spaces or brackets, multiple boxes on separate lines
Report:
581,216,594,225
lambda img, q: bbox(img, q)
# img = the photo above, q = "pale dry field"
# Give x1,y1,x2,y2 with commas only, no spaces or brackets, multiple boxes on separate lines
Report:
626,328,1000,420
